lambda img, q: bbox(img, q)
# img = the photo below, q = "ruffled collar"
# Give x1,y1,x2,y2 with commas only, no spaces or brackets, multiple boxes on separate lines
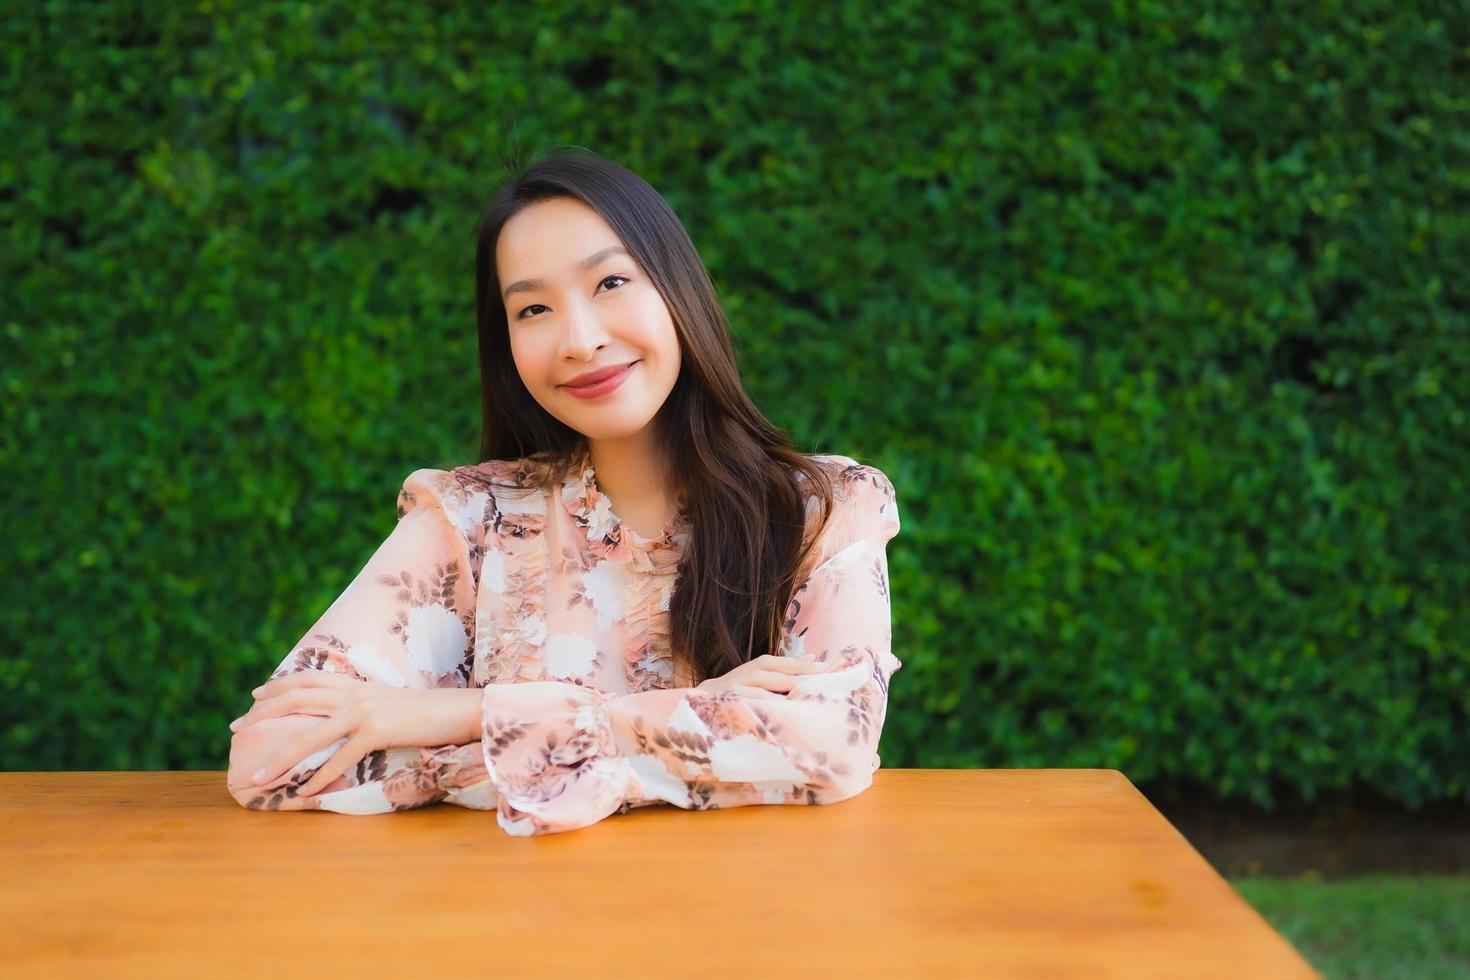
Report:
561,442,691,568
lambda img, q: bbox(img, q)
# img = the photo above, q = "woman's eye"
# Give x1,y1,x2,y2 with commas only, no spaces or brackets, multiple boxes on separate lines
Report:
515,275,629,320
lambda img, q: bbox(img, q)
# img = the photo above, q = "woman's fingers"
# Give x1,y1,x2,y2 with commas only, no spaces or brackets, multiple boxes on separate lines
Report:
250,717,352,787
755,665,838,691
253,669,358,701
696,657,834,698
733,685,786,700
763,656,830,673
748,670,802,692
296,730,374,797
230,690,333,732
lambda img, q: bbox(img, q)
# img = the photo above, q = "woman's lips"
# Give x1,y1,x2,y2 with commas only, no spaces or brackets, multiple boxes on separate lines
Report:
562,361,637,399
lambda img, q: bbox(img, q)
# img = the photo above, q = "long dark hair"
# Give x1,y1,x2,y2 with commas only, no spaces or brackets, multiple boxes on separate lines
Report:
471,147,836,687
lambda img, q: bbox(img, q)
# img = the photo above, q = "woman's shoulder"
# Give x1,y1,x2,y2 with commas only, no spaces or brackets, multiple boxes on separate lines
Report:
426,452,565,496
393,456,552,515
448,456,570,525
796,452,900,547
799,453,897,502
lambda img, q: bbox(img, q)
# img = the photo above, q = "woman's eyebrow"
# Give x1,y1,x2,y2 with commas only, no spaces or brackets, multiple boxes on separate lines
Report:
502,246,630,300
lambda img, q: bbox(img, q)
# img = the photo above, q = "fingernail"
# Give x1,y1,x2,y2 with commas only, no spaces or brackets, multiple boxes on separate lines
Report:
228,718,241,731
252,768,267,782
252,686,265,696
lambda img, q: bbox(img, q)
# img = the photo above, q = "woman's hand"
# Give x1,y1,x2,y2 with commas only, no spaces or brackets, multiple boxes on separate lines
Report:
695,653,831,699
228,672,472,797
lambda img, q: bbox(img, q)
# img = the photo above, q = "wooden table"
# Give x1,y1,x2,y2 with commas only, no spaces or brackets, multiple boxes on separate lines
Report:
1,768,1318,978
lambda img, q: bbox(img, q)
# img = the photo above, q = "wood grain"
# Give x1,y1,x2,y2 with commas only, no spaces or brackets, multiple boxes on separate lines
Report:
0,768,1319,978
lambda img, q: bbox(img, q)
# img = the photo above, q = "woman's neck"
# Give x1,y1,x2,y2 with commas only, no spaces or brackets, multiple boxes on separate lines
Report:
585,433,679,537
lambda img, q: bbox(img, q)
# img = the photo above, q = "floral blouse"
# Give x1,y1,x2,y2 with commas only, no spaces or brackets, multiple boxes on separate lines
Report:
227,442,902,836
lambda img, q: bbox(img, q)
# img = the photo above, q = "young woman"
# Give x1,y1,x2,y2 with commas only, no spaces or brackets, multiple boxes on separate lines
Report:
226,150,902,837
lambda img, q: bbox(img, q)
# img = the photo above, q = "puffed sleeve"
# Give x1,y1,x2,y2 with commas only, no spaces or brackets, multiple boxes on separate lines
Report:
227,467,493,814
476,463,902,837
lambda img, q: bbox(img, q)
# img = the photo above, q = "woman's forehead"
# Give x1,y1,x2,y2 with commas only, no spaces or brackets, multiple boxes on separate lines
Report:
499,197,614,259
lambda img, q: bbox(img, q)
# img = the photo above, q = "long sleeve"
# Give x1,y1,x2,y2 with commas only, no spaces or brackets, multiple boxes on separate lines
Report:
227,467,494,813
475,465,903,837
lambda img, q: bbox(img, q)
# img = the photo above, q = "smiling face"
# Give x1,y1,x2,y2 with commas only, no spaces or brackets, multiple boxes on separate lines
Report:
496,195,682,444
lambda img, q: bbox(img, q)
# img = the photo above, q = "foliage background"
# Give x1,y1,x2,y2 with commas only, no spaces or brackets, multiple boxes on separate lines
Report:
4,1,1466,810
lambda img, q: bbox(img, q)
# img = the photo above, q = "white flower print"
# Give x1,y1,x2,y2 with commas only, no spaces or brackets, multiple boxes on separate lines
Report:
231,451,904,836
572,700,605,734
404,602,468,679
443,491,486,538
708,733,809,784
667,697,713,736
481,547,506,594
585,485,619,541
543,631,598,680
629,752,691,802
346,643,408,687
315,779,394,815
581,559,628,631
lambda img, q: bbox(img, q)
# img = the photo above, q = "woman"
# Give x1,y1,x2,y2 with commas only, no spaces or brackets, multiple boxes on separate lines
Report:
226,150,903,837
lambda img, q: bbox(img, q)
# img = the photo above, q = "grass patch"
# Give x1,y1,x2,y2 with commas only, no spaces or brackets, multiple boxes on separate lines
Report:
1230,874,1470,979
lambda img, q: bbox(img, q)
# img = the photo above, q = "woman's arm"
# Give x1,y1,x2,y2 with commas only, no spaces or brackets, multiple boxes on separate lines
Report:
471,464,902,836
227,467,491,813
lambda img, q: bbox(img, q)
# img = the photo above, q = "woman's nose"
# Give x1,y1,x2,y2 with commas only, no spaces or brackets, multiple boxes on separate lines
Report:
559,300,611,356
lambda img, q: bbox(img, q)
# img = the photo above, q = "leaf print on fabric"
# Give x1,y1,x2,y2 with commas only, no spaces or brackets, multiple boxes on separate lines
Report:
231,446,903,840
482,712,534,758
273,633,375,683
640,709,711,772
340,556,475,686
241,769,319,811
464,461,554,686
558,543,600,579
227,467,484,814
626,636,676,693
477,683,641,837
470,461,902,836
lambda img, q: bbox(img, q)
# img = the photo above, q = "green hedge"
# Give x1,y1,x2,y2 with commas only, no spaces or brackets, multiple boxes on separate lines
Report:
4,1,1466,809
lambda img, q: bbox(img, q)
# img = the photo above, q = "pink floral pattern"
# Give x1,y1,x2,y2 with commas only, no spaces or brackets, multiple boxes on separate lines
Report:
226,442,902,835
